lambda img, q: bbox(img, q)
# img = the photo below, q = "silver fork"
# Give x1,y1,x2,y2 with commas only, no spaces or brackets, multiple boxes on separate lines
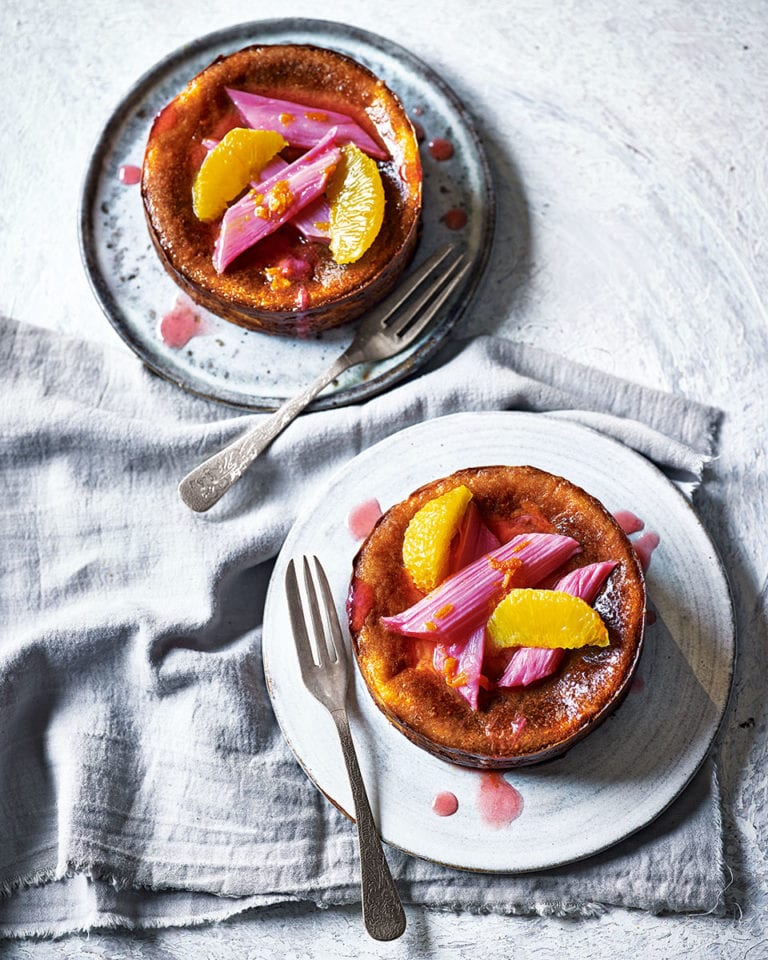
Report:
179,244,469,512
285,555,407,942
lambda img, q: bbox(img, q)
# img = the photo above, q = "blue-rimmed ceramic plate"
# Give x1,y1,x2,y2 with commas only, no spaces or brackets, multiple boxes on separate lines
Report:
79,18,494,411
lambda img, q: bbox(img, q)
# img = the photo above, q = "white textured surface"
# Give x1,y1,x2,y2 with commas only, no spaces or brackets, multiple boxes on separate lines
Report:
1,0,766,956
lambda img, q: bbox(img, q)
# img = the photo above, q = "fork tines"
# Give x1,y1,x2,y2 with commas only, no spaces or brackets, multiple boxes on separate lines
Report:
387,249,470,343
286,555,346,673
361,243,469,342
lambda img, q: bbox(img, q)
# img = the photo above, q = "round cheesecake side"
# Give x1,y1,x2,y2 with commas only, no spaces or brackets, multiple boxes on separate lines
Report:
348,465,646,769
142,43,422,336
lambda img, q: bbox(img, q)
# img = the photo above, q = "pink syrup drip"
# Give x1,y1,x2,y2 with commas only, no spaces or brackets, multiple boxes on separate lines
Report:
645,608,657,625
432,791,459,817
294,314,312,339
630,675,646,694
442,207,467,230
159,296,207,349
477,772,524,828
347,499,383,540
613,510,645,535
296,286,311,312
633,532,660,571
427,138,454,161
118,164,141,185
277,255,313,281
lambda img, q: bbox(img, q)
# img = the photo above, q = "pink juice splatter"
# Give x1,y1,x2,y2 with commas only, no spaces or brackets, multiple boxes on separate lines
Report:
347,499,383,540
477,772,524,828
613,510,645,535
441,207,467,230
294,312,313,339
118,164,141,185
432,791,459,817
159,296,208,349
428,138,454,161
633,532,660,572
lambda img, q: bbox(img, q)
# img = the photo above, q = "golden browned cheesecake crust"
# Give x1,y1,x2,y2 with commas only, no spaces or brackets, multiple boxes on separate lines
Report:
349,466,646,768
142,44,422,336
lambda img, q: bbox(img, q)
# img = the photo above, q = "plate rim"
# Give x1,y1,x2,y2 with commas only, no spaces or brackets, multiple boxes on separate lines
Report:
78,17,496,412
262,410,736,873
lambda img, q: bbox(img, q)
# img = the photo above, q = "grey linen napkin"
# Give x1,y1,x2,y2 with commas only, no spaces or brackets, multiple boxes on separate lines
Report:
0,316,724,937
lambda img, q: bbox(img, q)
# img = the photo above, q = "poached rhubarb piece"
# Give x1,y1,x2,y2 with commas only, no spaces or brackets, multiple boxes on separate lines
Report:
432,502,500,709
253,155,331,242
433,625,487,711
227,88,388,159
213,130,341,272
349,465,646,769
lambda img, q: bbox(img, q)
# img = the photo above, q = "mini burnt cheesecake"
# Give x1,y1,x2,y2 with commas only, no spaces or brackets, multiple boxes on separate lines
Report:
142,44,422,336
348,466,646,768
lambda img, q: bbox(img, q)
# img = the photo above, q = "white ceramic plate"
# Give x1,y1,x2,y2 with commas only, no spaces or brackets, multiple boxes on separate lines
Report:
262,412,734,872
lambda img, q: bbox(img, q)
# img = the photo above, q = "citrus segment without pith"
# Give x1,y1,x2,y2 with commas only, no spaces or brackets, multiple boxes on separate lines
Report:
488,589,609,650
327,143,385,264
402,485,473,594
192,128,286,221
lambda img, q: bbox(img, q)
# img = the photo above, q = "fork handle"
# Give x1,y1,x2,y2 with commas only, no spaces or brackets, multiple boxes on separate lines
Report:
179,352,357,512
332,709,407,941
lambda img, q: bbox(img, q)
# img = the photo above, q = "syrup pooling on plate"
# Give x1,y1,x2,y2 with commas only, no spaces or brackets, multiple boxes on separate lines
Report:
613,510,645,535
159,294,209,349
347,498,383,540
432,791,459,817
613,509,660,571
477,772,524,828
632,532,660,572
441,207,467,230
428,137,454,161
118,164,142,185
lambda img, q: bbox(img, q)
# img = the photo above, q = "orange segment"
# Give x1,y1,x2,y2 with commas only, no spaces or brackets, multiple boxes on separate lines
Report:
487,589,609,650
192,128,286,221
327,143,385,264
403,485,473,593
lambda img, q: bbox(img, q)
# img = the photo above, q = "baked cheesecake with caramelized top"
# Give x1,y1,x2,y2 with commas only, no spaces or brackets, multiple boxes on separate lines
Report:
348,466,646,768
142,43,422,336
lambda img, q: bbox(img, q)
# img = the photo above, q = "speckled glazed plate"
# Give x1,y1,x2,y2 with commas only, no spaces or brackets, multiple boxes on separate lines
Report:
79,19,493,411
262,411,734,872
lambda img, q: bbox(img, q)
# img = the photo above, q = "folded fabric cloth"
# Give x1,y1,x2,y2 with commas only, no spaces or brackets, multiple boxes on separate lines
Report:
0,316,723,937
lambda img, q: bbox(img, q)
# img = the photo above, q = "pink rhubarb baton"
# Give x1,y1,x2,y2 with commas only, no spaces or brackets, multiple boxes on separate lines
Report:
497,560,618,688
448,501,500,573
227,88,388,160
213,129,341,272
433,625,487,711
254,156,331,242
381,533,581,645
432,507,499,708
552,560,618,604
